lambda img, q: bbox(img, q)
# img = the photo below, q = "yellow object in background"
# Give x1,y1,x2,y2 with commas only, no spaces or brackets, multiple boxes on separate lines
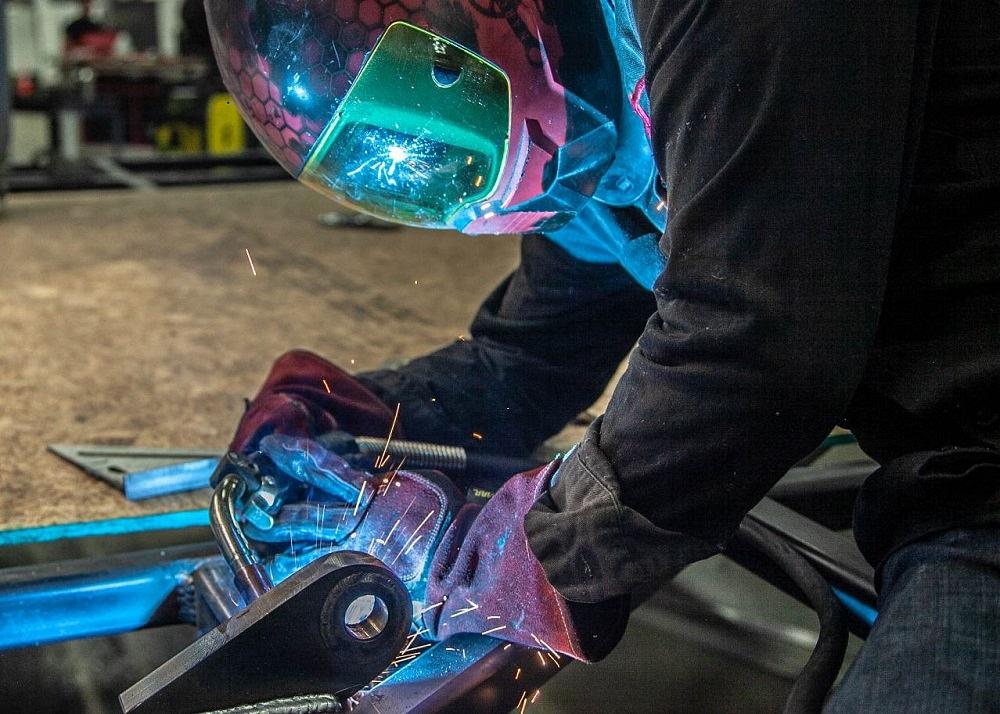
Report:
155,123,204,153
206,94,247,155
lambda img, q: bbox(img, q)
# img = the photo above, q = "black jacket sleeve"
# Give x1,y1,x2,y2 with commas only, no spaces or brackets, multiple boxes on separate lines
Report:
357,234,655,456
525,0,937,602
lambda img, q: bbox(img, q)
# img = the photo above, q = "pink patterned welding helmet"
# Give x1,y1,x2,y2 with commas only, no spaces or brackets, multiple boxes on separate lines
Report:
205,0,625,234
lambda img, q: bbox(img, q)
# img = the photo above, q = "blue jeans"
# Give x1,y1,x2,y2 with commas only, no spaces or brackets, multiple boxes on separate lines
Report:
826,528,1000,713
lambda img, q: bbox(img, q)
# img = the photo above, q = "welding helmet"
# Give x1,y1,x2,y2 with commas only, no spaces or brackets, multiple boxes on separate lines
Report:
205,0,627,234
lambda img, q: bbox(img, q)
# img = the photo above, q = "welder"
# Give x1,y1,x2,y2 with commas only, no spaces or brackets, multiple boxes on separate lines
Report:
204,1,1000,709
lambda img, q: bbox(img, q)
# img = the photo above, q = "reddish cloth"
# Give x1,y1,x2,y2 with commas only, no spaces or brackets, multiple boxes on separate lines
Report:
424,461,601,661
231,350,399,454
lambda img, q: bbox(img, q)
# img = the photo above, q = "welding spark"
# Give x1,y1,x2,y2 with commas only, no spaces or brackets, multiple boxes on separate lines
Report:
353,480,367,517
245,248,257,276
471,432,483,440
402,534,423,555
517,691,528,714
377,495,415,548
381,457,406,495
530,633,558,658
401,628,429,653
418,600,445,616
531,690,541,704
481,624,507,635
449,598,480,618
547,652,561,667
375,403,401,469
391,510,436,565
537,651,547,667
514,667,521,680
322,378,331,393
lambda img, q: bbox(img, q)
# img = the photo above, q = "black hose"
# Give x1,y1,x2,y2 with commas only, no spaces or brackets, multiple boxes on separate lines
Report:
739,519,850,714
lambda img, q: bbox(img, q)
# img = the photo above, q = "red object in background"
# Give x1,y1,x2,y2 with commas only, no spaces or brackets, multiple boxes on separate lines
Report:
66,29,118,59
14,74,36,98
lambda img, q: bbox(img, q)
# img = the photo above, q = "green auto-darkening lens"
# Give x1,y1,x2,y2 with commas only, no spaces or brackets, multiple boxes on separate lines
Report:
302,22,512,228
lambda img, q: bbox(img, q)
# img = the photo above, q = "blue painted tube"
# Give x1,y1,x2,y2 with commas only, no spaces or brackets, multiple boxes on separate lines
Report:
0,558,204,650
832,587,878,627
124,458,219,500
0,510,210,547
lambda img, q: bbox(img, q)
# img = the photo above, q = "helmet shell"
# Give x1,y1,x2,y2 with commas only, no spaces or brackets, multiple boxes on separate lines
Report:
206,0,624,233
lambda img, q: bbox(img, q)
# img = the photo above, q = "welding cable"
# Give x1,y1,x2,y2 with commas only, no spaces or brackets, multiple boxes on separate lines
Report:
210,473,273,602
739,519,850,714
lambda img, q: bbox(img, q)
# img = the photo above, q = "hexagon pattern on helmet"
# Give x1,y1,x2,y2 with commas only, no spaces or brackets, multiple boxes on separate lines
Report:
214,0,429,174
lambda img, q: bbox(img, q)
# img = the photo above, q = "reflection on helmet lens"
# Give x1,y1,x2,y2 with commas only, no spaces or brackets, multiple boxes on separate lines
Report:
307,123,492,225
300,22,511,229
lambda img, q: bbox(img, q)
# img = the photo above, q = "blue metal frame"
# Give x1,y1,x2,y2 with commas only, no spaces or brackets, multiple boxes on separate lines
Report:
0,510,209,547
0,546,217,650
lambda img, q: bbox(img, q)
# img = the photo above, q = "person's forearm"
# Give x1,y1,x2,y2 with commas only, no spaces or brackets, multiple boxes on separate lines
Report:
358,235,655,455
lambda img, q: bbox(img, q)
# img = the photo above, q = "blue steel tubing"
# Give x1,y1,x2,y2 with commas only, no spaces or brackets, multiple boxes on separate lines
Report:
124,458,219,500
0,551,215,650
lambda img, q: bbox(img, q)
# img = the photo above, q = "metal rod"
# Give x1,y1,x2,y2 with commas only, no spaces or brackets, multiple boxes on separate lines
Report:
210,474,272,602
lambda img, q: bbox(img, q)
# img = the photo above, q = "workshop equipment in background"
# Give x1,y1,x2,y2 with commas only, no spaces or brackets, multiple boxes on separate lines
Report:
0,3,9,207
48,443,221,492
205,93,246,155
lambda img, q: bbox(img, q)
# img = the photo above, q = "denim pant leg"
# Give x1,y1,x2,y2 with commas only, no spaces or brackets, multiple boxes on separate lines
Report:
825,527,1000,713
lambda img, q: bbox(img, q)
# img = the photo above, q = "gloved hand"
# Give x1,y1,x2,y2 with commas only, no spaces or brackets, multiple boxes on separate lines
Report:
230,349,399,455
249,433,463,609
423,461,629,662
251,434,627,662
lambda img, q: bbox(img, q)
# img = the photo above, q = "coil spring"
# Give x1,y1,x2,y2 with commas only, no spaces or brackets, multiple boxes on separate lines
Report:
354,437,467,473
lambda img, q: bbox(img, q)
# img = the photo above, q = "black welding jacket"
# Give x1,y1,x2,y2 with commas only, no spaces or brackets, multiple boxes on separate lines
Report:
359,0,1000,602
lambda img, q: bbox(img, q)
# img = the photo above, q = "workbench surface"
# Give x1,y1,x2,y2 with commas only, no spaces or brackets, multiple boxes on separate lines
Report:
0,183,526,532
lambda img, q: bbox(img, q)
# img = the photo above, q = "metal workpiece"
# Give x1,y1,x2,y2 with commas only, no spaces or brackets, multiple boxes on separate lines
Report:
120,551,412,714
210,473,273,603
192,562,246,630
